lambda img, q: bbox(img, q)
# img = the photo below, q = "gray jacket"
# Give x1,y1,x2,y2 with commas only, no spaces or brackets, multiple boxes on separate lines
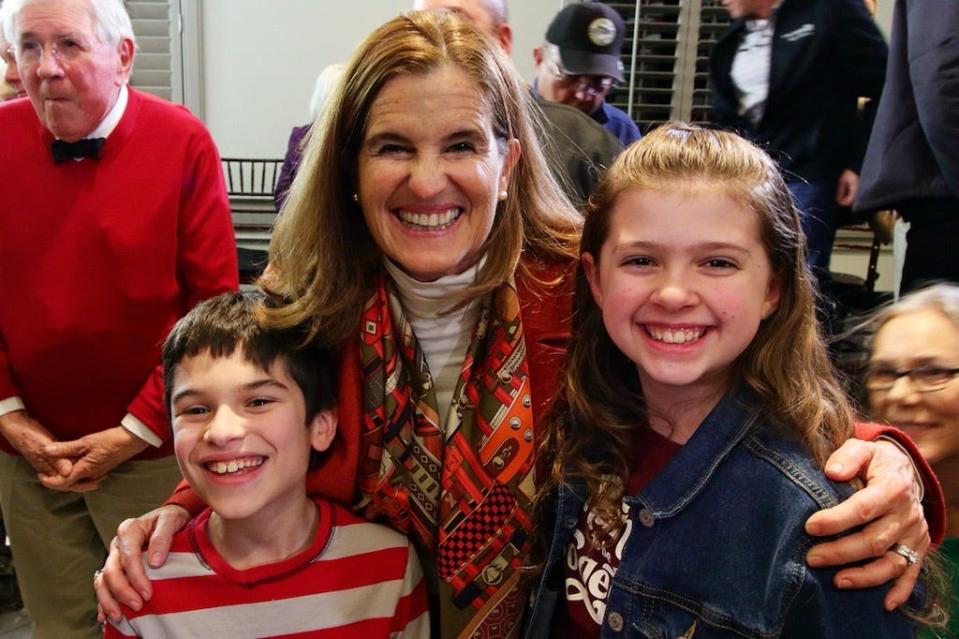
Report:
533,96,622,208
855,0,959,212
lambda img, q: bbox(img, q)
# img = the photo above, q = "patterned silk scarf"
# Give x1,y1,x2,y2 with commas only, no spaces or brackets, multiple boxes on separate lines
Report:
356,275,537,639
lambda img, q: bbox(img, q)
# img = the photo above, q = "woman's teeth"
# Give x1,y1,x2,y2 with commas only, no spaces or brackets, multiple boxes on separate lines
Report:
646,327,704,344
206,457,264,475
397,208,460,229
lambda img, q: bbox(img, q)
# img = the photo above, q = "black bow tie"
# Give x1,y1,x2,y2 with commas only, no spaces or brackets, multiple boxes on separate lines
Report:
51,137,106,164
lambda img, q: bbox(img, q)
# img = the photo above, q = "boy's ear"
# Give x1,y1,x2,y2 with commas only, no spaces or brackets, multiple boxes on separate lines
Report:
309,407,337,453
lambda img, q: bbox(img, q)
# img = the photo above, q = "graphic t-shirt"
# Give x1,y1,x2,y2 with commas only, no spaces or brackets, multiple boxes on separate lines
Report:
558,428,682,638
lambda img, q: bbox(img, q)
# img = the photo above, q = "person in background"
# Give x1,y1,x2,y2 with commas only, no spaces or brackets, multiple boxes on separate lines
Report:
854,0,959,293
0,4,24,614
710,0,887,313
867,283,959,637
273,63,345,211
95,11,941,639
532,2,641,148
0,5,25,100
415,0,623,207
415,0,511,51
0,0,238,636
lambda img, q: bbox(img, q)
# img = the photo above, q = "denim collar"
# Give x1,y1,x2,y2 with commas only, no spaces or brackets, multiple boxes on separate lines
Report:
623,384,762,518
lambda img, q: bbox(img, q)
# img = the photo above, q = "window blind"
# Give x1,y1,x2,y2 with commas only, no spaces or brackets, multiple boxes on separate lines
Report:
600,0,730,132
126,0,174,101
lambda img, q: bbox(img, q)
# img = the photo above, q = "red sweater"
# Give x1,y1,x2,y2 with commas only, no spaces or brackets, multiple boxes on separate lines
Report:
0,89,238,458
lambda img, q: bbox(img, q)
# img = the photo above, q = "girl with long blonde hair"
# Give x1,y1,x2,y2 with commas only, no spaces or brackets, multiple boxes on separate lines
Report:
526,123,942,637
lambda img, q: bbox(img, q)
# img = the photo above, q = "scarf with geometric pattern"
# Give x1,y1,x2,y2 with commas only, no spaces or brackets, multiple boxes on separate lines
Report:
356,274,536,639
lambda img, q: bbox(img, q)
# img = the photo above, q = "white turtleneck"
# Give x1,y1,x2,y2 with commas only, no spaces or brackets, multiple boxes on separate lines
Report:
384,259,485,427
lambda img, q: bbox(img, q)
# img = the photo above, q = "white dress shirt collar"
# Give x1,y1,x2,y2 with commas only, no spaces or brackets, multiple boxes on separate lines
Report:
85,83,128,140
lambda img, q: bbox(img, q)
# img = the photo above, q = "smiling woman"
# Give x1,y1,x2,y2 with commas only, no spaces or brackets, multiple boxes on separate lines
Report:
356,66,520,283
264,10,580,348
0,28,25,100
868,300,959,465
252,12,581,636
866,284,959,636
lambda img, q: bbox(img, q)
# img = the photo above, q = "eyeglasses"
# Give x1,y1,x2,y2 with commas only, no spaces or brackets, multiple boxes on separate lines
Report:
864,365,959,393
545,58,617,95
15,37,92,66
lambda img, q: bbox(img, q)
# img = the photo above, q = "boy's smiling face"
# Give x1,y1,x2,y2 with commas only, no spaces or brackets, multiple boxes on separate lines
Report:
170,349,335,526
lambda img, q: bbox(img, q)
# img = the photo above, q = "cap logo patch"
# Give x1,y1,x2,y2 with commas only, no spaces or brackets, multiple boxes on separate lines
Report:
587,18,616,47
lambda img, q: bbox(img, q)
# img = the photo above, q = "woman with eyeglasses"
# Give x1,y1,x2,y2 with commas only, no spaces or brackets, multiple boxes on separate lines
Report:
867,283,959,635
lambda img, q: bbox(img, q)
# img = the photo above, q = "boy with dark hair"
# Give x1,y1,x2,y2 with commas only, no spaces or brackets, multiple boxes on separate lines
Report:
106,291,428,638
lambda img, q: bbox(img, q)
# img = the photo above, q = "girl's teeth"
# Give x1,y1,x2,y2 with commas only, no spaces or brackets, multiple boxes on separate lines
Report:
648,327,703,344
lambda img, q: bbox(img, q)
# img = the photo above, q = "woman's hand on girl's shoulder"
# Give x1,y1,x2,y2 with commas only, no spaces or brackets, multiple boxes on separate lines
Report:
801,438,928,610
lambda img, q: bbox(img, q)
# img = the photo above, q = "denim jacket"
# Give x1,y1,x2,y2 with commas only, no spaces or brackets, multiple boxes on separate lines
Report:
525,387,918,638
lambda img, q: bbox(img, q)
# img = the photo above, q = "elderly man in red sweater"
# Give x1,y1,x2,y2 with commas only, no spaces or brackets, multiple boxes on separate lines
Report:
0,0,238,637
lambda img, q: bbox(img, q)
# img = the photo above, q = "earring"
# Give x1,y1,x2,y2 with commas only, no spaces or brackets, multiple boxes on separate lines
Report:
499,190,508,201
352,193,359,202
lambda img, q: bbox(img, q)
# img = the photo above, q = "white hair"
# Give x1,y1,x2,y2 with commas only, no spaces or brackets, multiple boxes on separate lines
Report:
483,0,507,26
413,0,508,27
871,283,959,335
308,63,344,121
1,3,13,44
2,0,136,47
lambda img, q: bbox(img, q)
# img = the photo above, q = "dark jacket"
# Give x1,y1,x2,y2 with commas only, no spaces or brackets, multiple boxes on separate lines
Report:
854,0,959,213
709,0,887,183
534,96,623,208
525,387,922,638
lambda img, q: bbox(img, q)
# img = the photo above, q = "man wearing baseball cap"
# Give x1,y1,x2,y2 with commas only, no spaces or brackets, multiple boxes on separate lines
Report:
533,2,641,146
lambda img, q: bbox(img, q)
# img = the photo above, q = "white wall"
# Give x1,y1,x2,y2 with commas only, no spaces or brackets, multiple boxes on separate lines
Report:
874,0,895,37
201,0,565,159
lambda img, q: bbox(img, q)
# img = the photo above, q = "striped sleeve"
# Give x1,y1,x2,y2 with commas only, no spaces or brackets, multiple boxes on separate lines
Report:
104,618,137,638
392,540,429,638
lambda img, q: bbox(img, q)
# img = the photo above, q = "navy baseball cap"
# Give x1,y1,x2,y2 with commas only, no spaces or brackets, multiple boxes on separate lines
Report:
545,2,625,82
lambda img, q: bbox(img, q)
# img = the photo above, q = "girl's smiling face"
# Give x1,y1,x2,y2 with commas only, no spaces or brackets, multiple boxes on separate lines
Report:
583,185,781,413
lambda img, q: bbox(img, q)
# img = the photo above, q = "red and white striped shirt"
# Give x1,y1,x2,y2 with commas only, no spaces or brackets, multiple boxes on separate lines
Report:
105,498,428,638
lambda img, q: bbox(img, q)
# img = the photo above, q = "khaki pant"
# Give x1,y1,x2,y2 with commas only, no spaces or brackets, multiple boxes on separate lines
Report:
0,451,181,639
